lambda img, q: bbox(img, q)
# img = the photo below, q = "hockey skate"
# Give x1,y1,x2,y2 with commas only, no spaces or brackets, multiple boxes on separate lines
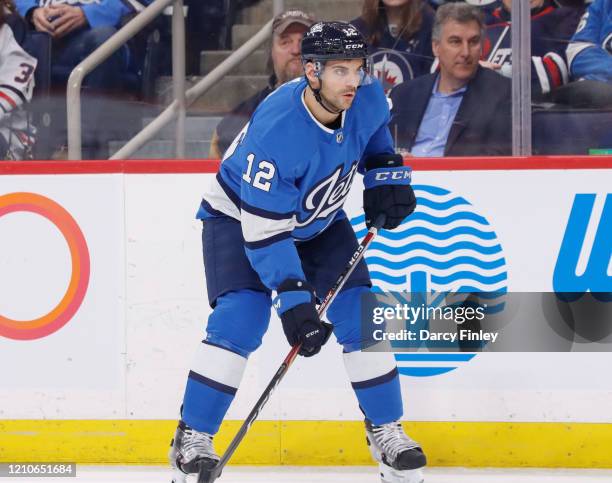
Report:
169,420,219,483
365,419,427,483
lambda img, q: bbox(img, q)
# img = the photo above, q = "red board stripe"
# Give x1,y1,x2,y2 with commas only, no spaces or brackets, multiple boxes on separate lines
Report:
0,156,611,175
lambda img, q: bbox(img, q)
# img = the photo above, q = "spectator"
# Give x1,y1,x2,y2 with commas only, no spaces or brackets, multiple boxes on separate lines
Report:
430,0,501,20
465,0,502,24
209,9,315,159
16,0,132,93
0,0,36,159
185,0,225,75
351,0,435,94
567,0,612,83
482,0,585,99
389,2,511,157
15,0,136,158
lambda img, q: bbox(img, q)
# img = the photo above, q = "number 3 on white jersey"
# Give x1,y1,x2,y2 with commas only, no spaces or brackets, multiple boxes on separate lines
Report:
242,153,276,192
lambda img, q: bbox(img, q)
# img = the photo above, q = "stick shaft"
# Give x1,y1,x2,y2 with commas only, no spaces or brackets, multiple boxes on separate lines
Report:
199,214,385,482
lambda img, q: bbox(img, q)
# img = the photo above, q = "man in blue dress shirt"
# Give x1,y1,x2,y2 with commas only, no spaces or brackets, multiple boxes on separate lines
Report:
389,2,511,157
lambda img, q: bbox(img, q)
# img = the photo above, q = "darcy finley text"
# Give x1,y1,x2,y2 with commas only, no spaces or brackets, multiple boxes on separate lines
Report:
371,328,499,344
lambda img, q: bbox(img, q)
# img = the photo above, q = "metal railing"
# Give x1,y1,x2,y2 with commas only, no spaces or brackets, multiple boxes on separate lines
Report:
67,0,285,160
67,0,184,160
65,0,538,160
112,19,274,160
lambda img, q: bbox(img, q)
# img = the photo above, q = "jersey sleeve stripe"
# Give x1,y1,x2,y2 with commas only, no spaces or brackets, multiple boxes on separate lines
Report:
202,175,241,220
0,91,17,109
547,52,569,85
532,56,551,94
241,208,295,243
244,231,292,250
199,198,226,217
542,55,562,89
216,172,241,207
0,84,27,105
240,200,294,220
566,41,594,69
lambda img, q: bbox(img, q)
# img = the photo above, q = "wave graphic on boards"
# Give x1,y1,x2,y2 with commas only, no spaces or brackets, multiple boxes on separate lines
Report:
350,184,508,377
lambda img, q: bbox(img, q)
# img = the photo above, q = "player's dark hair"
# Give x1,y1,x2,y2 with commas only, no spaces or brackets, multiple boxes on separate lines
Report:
360,0,426,46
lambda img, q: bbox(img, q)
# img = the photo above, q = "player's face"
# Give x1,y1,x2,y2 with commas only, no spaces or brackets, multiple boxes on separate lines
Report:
272,23,309,85
318,59,365,111
432,20,482,86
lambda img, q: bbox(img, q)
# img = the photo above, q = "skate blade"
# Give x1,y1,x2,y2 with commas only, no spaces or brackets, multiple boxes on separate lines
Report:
379,464,425,483
170,468,189,483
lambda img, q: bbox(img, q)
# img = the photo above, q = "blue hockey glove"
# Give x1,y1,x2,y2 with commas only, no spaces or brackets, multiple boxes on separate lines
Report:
274,279,332,357
363,153,416,230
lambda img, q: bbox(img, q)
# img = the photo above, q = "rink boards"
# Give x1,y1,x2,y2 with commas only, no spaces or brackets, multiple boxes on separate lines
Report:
0,157,611,466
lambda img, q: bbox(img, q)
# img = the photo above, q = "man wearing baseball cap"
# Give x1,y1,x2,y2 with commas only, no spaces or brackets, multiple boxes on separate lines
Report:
209,9,316,159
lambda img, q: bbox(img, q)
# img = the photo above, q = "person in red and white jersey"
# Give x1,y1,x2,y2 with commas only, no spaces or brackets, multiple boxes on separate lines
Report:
482,0,585,99
0,1,36,159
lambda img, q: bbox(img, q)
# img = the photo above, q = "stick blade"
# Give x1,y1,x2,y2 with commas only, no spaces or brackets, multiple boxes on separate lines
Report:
197,463,222,483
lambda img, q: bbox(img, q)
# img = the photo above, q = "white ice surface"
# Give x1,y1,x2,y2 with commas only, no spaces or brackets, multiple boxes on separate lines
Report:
31,466,612,482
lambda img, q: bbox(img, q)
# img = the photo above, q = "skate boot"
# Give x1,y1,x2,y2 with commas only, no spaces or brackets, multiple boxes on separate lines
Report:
169,420,219,483
365,419,426,483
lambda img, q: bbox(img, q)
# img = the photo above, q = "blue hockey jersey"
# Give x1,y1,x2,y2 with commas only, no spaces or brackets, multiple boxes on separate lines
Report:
567,0,612,82
198,77,394,290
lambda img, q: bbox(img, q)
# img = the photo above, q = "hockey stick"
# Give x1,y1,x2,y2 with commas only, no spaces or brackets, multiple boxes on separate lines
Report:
197,213,386,483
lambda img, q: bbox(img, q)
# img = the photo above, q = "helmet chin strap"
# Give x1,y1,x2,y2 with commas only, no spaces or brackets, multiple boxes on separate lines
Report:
305,67,343,116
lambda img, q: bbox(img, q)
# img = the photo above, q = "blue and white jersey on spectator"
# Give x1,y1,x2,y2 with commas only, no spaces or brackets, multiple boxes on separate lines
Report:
198,77,394,290
567,0,612,82
15,0,135,28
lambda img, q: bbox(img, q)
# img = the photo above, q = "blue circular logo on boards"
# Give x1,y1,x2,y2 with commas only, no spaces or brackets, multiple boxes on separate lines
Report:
351,184,508,377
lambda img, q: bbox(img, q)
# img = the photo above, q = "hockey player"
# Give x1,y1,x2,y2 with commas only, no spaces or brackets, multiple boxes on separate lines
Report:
169,21,426,483
566,0,612,83
0,2,36,159
483,0,585,99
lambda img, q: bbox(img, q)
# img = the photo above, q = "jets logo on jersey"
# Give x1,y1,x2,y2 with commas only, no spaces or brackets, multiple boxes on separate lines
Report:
371,50,415,95
297,162,359,227
489,47,512,66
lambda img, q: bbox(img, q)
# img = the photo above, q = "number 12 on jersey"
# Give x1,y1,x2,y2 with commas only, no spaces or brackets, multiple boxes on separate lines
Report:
242,153,276,192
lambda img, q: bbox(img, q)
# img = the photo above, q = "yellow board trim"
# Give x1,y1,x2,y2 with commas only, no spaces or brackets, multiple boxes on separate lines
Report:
1,420,612,468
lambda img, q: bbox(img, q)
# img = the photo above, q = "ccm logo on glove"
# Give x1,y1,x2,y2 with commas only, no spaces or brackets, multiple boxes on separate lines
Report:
363,153,417,230
273,279,332,357
373,170,412,182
